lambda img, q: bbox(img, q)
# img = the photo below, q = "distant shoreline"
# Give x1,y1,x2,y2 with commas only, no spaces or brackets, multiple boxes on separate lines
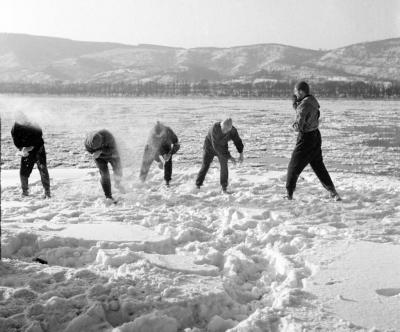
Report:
1,80,399,99
0,92,399,101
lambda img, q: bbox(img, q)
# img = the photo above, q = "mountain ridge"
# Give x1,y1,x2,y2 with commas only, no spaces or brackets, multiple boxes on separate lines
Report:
1,33,399,83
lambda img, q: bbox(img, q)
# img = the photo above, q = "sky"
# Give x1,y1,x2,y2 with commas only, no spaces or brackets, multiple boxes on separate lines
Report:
0,0,399,50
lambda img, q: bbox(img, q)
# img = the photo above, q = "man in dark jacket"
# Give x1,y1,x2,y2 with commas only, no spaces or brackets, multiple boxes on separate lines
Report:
11,114,51,198
196,118,244,193
85,129,124,202
139,121,180,186
286,81,341,201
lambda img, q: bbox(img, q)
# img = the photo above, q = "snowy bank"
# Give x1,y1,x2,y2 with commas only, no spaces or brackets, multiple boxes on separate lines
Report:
1,165,400,331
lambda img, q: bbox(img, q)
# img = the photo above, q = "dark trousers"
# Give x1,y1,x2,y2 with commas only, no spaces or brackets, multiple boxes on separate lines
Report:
95,157,122,198
164,158,172,182
196,147,229,189
20,145,50,194
140,145,173,183
286,129,335,196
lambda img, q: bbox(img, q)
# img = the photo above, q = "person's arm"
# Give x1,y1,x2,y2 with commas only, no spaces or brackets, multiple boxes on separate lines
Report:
210,124,232,160
230,127,244,154
169,128,180,154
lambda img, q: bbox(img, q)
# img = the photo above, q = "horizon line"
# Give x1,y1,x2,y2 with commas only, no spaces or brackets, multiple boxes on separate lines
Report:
1,31,400,52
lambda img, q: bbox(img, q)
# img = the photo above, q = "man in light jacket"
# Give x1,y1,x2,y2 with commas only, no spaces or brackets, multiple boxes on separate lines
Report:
286,81,341,201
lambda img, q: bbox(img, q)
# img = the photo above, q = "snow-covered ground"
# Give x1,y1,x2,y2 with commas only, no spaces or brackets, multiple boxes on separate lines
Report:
1,96,400,331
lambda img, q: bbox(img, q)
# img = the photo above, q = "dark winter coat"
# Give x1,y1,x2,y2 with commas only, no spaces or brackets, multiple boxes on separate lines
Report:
11,122,44,152
204,122,244,159
292,95,320,133
146,123,180,157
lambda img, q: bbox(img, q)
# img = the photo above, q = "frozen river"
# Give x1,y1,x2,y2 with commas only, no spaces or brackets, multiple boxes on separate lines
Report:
1,96,399,176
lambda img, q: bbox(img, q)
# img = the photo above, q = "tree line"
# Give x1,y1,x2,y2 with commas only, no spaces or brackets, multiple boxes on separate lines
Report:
0,80,399,98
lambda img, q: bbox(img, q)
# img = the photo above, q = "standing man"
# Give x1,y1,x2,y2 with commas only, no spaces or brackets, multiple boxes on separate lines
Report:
11,113,51,198
139,121,180,186
85,129,124,203
286,81,341,201
196,118,244,193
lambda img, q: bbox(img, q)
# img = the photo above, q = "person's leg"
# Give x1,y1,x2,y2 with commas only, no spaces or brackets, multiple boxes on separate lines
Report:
36,146,51,197
286,136,314,198
217,156,229,191
195,149,215,188
95,158,112,198
309,149,335,192
164,157,172,185
20,154,35,195
139,145,154,182
309,132,340,200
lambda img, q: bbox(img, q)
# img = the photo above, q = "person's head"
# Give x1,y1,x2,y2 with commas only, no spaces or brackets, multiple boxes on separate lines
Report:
86,131,103,150
221,118,233,134
294,81,310,99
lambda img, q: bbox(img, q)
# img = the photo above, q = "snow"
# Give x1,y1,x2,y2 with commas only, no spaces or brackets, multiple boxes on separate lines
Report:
304,241,400,331
1,97,400,331
2,164,400,331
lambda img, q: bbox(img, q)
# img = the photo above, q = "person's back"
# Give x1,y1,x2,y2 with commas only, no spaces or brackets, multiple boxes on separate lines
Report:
146,122,178,157
204,121,243,160
11,121,44,151
85,129,118,160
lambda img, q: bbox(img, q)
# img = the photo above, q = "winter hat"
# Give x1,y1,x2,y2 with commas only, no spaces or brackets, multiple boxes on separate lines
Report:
86,131,103,150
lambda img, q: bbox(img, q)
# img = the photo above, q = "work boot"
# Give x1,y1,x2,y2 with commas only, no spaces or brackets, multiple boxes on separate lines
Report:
330,190,342,201
105,196,118,205
20,175,29,196
165,180,170,187
222,187,233,194
284,190,293,200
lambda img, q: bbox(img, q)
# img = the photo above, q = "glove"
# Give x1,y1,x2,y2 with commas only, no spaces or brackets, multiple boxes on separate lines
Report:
162,153,172,162
21,147,32,157
171,143,180,154
92,150,102,160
